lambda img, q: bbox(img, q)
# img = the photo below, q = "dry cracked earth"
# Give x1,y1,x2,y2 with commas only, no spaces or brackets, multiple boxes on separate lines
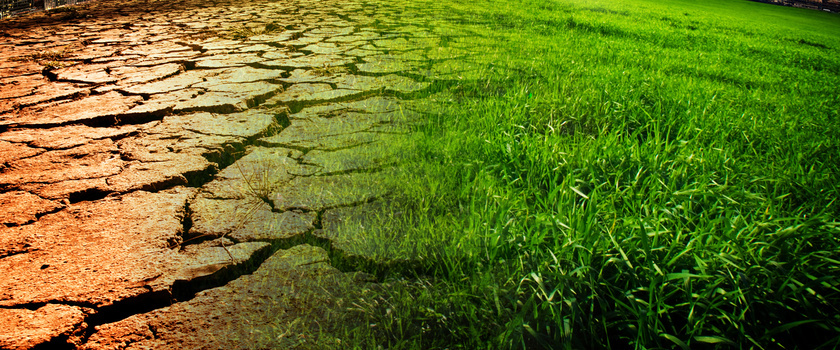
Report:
0,0,470,348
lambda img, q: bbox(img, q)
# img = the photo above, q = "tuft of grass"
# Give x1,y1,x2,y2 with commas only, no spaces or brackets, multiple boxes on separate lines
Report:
45,6,88,20
9,45,75,68
223,22,284,40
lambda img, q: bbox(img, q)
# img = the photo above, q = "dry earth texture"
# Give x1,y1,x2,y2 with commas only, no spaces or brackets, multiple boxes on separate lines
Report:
0,0,456,348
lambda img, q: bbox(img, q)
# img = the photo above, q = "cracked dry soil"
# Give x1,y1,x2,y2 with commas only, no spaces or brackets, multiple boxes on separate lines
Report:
0,0,464,348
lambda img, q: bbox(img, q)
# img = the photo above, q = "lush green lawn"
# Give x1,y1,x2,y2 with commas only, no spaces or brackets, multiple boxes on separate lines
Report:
336,0,840,348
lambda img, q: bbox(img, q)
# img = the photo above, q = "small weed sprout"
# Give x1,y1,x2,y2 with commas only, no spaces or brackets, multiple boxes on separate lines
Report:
45,6,87,20
9,45,74,68
224,22,283,40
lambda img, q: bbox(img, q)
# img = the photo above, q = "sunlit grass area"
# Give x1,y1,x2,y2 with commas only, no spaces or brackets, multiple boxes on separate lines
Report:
322,0,840,348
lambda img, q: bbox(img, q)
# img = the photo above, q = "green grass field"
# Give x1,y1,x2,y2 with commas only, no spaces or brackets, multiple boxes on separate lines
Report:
330,0,840,348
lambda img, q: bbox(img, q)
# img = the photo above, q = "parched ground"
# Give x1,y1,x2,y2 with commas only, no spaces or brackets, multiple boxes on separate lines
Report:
0,0,467,348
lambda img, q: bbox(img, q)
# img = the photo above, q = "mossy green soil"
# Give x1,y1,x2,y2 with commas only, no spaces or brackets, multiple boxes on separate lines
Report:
323,0,840,348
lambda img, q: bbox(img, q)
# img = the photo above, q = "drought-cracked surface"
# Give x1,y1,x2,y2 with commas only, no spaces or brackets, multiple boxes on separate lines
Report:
0,0,465,348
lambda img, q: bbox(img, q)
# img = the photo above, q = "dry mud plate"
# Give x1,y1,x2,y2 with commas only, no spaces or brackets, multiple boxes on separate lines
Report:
0,0,467,348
